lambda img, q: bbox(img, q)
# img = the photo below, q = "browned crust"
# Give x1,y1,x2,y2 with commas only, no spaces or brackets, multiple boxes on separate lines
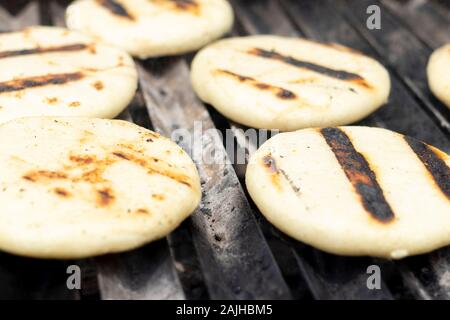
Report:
92,81,104,91
153,0,200,14
247,48,372,89
97,0,134,19
111,149,193,187
135,208,151,215
96,187,115,206
21,143,192,208
44,97,59,105
262,154,282,190
216,69,297,100
152,193,166,201
172,0,198,10
23,170,68,182
0,72,84,94
54,187,71,198
69,101,81,107
0,44,88,60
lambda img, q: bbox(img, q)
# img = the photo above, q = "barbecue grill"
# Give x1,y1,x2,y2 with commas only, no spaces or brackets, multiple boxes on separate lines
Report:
0,0,449,300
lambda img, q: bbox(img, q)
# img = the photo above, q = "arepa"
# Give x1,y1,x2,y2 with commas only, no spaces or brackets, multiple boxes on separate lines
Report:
191,36,391,131
427,44,450,108
66,0,234,58
0,26,137,124
246,126,450,259
0,117,201,259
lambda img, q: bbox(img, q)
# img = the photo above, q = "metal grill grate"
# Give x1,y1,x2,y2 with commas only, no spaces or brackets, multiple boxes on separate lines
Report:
0,0,449,300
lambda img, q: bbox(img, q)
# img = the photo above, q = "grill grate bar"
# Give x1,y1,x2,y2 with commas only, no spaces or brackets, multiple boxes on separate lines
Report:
48,0,67,27
397,249,450,300
96,241,185,300
137,59,291,299
395,262,433,300
166,222,210,300
381,0,450,50
292,248,394,300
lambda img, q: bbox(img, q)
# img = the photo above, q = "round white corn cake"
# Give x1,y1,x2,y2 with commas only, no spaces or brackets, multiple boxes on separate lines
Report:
66,0,234,58
0,26,137,124
246,126,450,259
0,117,201,259
191,36,391,131
427,44,450,108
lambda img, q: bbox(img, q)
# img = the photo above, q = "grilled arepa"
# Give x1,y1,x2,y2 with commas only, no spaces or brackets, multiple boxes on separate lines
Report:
0,117,201,259
191,36,391,131
0,26,137,124
246,126,450,259
427,44,450,108
66,0,234,58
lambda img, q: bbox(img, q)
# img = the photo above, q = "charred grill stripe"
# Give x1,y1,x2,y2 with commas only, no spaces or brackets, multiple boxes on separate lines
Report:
404,136,450,199
97,0,133,19
153,0,199,12
321,128,395,222
0,44,88,59
97,188,115,206
248,48,368,84
0,72,84,94
172,0,198,9
217,69,297,100
279,169,301,194
262,155,301,193
110,150,192,187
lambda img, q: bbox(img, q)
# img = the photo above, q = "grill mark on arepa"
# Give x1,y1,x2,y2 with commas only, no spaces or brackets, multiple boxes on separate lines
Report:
262,154,282,190
111,150,192,187
23,170,68,182
321,128,395,222
54,188,71,198
404,136,450,199
262,154,301,194
152,193,165,201
172,0,198,9
217,69,297,100
0,72,84,94
152,0,200,14
262,154,278,173
136,208,150,215
21,144,192,208
0,44,88,60
97,0,134,19
97,187,115,206
279,169,301,194
247,48,372,88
